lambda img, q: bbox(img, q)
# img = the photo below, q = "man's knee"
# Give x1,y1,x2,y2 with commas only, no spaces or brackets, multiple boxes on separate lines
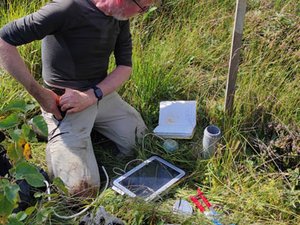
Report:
46,136,100,197
68,181,99,198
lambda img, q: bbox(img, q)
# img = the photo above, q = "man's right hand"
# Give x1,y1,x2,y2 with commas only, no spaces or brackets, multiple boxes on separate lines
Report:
39,87,63,120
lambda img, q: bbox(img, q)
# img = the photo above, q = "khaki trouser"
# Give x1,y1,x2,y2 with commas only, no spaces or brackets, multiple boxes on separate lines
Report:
42,92,147,196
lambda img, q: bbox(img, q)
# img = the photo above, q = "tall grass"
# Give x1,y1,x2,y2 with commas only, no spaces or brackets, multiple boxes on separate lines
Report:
0,0,45,108
0,0,299,224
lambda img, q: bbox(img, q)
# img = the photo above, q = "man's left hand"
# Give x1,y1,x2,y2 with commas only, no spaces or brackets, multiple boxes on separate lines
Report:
58,88,95,114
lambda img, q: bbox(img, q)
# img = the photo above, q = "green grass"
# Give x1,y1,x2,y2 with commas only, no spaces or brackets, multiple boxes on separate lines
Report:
0,0,299,224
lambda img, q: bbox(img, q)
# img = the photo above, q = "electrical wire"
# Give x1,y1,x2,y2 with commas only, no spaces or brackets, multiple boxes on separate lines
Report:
45,133,162,218
112,158,144,176
45,166,109,220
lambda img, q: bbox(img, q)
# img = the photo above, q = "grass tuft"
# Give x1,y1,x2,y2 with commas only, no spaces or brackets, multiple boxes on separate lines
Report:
0,0,299,224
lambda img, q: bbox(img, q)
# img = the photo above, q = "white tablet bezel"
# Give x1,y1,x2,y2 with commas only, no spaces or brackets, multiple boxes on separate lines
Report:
112,156,185,201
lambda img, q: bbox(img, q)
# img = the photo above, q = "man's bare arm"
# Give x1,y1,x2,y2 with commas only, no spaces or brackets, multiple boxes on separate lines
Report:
98,65,132,96
59,65,132,113
0,38,62,120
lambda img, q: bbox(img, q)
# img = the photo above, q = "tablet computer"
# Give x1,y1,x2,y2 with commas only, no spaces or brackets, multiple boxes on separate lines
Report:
112,156,185,201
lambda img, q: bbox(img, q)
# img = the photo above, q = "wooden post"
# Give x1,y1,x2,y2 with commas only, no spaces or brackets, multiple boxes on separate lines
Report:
224,0,247,114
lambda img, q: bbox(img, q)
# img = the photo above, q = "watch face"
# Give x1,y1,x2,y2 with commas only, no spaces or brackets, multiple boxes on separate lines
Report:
94,87,103,100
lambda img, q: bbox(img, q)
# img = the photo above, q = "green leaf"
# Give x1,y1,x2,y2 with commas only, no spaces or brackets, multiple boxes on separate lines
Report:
9,129,22,142
7,217,24,225
0,113,19,129
0,195,15,217
21,124,31,139
24,104,36,113
0,178,10,190
2,100,27,113
6,143,23,164
14,162,45,188
25,206,36,217
33,192,44,198
4,184,20,204
21,124,37,142
35,207,52,223
53,177,68,195
15,211,27,221
30,115,48,139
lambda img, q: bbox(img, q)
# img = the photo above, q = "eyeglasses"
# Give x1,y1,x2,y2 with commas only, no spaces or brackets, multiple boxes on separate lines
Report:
131,0,150,13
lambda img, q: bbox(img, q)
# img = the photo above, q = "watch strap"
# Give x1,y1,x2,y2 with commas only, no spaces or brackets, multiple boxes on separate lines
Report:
91,85,103,101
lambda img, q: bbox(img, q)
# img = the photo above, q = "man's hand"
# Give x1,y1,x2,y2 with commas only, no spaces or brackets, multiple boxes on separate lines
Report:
38,88,63,120
58,88,95,114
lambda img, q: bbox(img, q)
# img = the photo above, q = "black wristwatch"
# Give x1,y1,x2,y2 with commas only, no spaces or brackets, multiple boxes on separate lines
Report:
91,85,103,102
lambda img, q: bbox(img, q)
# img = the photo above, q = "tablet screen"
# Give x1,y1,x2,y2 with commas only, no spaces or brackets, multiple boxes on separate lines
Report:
119,159,181,198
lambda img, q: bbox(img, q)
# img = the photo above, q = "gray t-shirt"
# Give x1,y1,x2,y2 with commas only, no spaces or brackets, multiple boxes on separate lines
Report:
0,0,132,91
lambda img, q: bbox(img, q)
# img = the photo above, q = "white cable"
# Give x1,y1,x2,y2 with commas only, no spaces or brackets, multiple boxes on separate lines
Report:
46,166,109,220
112,158,144,176
44,180,51,201
112,167,125,176
124,159,144,172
